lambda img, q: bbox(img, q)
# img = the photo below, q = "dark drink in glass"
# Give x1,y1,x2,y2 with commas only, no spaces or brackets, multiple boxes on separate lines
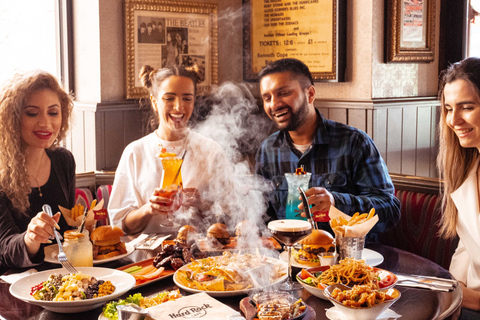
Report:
269,228,311,246
268,219,312,291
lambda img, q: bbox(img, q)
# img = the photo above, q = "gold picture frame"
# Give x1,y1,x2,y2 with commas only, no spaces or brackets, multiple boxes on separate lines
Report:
125,0,218,99
386,0,435,63
243,0,346,82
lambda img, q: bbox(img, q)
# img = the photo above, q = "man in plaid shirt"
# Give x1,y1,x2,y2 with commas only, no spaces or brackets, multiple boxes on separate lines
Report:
255,59,400,241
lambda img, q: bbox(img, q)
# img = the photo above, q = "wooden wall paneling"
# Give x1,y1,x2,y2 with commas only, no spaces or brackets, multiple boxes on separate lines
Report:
416,106,433,177
329,108,348,125
84,108,96,172
401,106,418,175
430,106,440,178
124,110,145,148
348,109,366,132
95,108,106,171
373,108,388,163
72,109,86,173
386,108,403,174
95,102,145,171
317,107,329,119
366,109,373,137
103,110,125,170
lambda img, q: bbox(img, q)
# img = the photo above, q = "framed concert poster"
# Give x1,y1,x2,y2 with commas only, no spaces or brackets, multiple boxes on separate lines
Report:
243,0,346,82
386,0,435,63
125,0,218,99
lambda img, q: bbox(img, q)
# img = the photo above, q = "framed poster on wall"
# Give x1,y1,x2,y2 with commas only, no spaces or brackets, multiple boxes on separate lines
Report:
125,0,218,99
243,0,346,82
385,0,435,63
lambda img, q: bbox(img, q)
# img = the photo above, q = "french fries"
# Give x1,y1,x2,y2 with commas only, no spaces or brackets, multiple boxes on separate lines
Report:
331,208,376,234
70,203,84,222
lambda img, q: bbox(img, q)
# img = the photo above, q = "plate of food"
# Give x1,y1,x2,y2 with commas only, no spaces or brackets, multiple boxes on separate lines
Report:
173,251,288,297
117,258,175,289
9,267,135,313
196,222,282,252
324,283,401,320
279,229,384,267
45,226,135,265
98,289,183,320
296,258,397,300
241,291,308,320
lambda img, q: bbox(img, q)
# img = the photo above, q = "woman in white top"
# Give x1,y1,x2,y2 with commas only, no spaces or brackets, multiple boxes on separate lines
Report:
437,57,480,319
108,65,231,239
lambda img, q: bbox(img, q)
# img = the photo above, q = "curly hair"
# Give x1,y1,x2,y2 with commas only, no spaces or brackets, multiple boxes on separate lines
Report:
0,70,74,212
437,57,480,239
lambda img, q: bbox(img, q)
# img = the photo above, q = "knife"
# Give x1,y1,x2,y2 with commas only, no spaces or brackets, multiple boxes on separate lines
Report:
298,187,317,230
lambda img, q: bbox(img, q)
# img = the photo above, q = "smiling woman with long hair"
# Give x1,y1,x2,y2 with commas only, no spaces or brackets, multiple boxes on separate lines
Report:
0,70,75,274
437,57,480,318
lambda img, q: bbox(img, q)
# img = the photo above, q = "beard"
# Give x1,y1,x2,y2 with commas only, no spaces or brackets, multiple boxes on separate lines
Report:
274,94,310,131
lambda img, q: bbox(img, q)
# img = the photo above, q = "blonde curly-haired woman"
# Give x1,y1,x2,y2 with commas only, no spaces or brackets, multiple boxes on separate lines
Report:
0,71,75,274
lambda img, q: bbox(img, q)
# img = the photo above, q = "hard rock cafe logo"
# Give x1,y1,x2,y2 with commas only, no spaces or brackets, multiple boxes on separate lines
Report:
168,303,212,318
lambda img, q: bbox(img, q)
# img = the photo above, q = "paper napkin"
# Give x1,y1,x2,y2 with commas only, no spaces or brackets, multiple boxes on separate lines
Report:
0,268,37,284
146,292,245,320
325,307,401,320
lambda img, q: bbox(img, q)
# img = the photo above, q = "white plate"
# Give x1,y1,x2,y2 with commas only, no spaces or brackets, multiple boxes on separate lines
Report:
9,267,135,313
173,257,288,297
44,243,135,265
280,248,384,268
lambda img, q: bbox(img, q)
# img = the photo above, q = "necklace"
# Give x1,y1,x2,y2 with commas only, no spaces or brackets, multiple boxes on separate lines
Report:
32,152,44,197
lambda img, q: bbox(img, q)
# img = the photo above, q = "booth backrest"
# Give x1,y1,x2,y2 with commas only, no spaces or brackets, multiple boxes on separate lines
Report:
75,187,94,208
379,189,459,270
96,185,113,209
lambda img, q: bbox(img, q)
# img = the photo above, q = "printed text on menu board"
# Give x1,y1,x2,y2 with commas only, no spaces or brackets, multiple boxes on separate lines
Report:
251,0,334,76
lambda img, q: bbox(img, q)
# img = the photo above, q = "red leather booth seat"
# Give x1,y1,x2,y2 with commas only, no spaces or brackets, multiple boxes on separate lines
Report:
379,189,459,270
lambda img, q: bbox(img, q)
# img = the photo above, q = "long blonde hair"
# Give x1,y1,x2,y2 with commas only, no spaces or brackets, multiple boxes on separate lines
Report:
437,57,480,239
0,70,73,212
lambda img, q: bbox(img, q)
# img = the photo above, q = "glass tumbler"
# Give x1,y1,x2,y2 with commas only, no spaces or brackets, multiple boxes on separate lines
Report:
284,172,311,220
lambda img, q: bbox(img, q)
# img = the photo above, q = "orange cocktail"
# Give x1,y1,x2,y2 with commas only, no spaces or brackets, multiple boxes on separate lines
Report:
158,150,183,226
160,153,183,188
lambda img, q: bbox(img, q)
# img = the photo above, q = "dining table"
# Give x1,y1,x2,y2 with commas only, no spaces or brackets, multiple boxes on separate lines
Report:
0,243,462,320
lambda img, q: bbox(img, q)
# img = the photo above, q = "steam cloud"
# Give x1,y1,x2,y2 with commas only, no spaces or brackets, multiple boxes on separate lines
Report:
173,81,277,254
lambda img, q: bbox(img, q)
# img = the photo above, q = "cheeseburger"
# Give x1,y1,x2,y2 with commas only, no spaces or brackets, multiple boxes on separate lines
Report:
293,229,334,266
91,225,127,260
207,223,230,247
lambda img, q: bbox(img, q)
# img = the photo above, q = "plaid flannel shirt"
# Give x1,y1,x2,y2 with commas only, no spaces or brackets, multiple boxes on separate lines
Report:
255,111,400,241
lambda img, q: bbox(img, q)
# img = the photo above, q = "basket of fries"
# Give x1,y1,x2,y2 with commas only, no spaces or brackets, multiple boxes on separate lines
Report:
328,206,379,261
58,199,105,233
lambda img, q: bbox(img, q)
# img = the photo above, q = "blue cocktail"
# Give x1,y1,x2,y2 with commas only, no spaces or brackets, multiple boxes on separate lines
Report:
284,172,311,220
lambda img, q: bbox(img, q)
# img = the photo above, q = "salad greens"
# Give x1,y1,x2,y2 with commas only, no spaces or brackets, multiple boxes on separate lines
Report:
103,293,143,320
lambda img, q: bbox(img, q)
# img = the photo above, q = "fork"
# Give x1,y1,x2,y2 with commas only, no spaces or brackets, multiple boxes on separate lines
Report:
43,204,78,274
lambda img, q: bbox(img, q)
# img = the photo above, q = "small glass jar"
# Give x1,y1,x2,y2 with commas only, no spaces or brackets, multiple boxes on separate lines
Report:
63,229,93,267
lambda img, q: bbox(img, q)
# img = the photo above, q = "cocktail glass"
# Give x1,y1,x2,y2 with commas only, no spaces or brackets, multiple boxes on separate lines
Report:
268,219,312,291
159,153,183,226
284,172,311,220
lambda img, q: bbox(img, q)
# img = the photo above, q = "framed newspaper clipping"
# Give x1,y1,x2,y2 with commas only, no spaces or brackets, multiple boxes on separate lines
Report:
386,0,435,63
125,0,218,99
243,0,346,82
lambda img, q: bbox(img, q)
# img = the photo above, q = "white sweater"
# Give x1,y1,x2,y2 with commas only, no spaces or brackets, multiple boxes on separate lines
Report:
108,130,231,235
